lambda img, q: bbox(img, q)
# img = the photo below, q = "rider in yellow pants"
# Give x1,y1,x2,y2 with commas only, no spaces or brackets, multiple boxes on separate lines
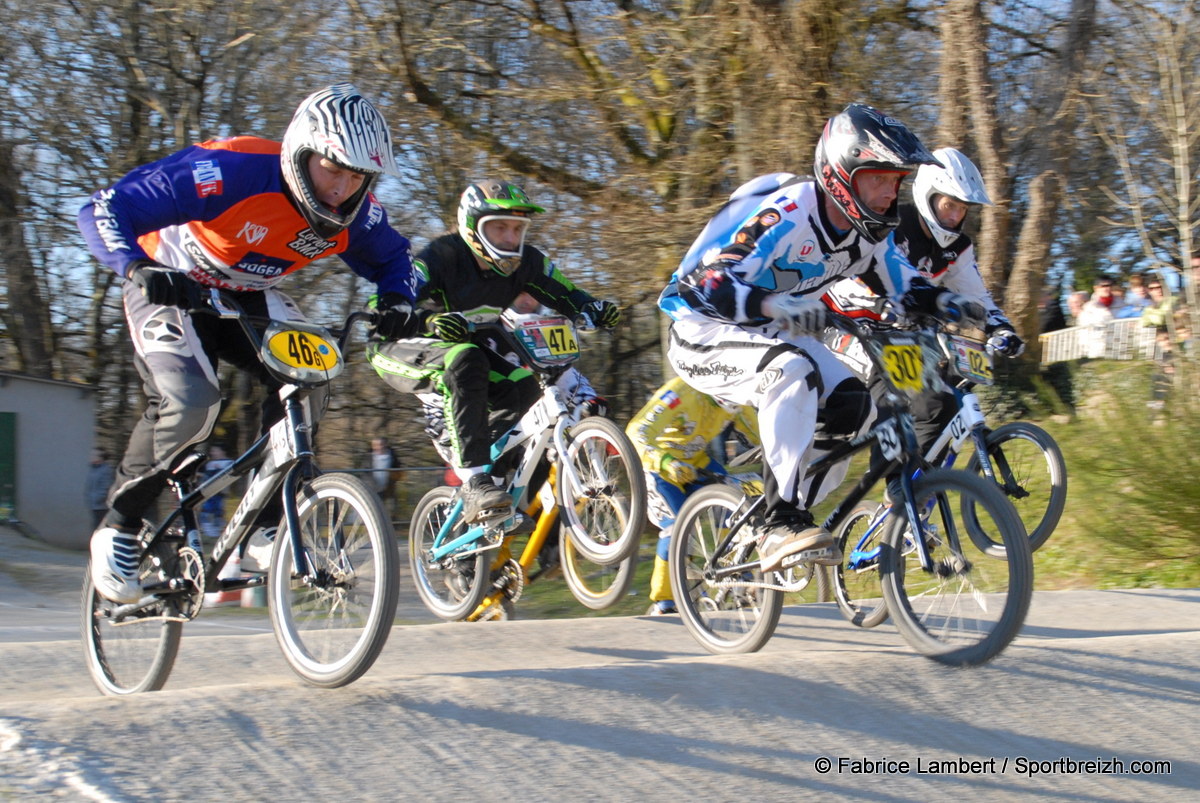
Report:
626,377,759,614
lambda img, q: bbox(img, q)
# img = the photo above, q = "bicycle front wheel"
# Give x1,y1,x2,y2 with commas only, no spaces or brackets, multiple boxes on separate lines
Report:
80,544,183,696
832,503,890,628
558,417,646,565
879,469,1033,667
965,421,1067,551
408,486,491,621
269,472,399,688
668,484,783,654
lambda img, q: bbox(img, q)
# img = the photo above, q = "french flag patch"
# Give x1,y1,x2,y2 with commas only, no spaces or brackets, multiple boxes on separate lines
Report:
191,160,224,197
662,390,682,408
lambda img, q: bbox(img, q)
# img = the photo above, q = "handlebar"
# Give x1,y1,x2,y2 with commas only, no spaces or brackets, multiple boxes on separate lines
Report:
188,288,378,352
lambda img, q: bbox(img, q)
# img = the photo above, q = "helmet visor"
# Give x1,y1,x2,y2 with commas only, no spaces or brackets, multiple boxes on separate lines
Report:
478,215,531,272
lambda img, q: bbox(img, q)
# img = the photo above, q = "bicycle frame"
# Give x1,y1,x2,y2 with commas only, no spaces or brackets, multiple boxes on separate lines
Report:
426,383,577,563
115,291,368,616
699,320,976,585
839,330,1021,573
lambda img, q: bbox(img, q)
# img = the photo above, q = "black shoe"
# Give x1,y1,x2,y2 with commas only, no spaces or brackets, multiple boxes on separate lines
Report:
460,474,513,523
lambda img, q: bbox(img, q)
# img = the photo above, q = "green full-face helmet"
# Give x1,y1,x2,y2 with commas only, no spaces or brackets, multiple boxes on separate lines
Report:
457,180,545,275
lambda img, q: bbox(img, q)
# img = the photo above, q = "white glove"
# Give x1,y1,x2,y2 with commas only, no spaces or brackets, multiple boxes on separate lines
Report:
763,294,828,337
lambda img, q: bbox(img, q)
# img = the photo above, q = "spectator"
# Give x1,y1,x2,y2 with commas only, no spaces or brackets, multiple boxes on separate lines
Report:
362,437,402,517
1116,273,1150,318
1078,276,1125,326
199,444,234,540
1066,290,1090,324
1142,278,1181,406
87,449,115,529
1077,276,1125,358
1039,288,1068,333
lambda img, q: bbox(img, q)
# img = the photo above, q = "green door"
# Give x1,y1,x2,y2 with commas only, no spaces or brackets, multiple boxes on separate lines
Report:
0,412,15,521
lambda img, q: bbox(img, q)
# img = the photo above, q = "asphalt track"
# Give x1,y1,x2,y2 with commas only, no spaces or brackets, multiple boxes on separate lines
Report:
2,528,1197,801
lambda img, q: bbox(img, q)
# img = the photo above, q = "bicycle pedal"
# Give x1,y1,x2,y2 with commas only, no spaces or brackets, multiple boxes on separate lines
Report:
471,505,514,524
781,545,840,569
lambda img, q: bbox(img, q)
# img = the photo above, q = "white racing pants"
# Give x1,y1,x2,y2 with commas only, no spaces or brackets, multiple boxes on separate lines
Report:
666,318,873,511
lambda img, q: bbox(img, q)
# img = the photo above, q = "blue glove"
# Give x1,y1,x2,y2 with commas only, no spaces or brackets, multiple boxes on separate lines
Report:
987,328,1026,357
936,292,987,326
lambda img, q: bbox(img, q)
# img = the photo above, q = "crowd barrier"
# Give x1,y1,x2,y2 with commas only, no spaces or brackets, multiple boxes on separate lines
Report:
1039,319,1158,365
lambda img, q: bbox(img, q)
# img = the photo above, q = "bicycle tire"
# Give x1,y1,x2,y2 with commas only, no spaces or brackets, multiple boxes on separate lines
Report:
668,484,783,655
879,468,1033,667
558,417,647,565
80,547,183,696
269,472,399,688
832,502,890,628
408,486,491,621
561,522,640,610
965,421,1067,552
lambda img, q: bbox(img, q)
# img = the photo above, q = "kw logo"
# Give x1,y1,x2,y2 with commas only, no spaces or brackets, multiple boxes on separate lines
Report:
239,221,269,246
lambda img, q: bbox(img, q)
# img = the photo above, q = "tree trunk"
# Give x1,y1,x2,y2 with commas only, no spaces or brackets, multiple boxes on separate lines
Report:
0,140,55,377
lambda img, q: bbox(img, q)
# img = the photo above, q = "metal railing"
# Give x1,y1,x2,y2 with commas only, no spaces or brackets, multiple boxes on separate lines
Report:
1039,319,1158,364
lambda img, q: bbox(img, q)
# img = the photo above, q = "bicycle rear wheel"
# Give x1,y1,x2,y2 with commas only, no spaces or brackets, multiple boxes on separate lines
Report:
668,484,783,654
558,417,646,565
879,468,1032,667
269,472,399,688
965,421,1067,551
561,520,640,610
80,542,183,696
832,502,890,628
408,486,491,621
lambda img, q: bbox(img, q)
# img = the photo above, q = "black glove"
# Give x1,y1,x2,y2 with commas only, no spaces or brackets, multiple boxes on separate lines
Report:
373,294,418,340
580,397,608,418
584,299,621,329
425,312,471,343
128,263,196,307
936,292,987,327
987,328,1026,357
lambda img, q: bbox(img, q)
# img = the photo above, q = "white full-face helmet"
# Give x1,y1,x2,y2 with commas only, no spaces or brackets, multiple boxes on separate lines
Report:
912,147,992,248
281,83,400,239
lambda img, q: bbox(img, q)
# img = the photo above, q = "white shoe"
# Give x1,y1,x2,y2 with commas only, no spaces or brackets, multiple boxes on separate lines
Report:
240,527,276,573
90,527,142,603
758,522,838,572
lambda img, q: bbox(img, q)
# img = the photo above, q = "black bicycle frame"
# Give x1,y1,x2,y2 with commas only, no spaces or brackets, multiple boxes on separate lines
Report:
705,405,937,580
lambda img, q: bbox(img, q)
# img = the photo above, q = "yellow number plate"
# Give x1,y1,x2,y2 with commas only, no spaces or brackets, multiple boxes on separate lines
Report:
881,343,924,393
542,325,579,356
267,330,340,372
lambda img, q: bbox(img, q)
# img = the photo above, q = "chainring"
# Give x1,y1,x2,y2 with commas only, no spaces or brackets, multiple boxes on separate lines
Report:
491,558,525,604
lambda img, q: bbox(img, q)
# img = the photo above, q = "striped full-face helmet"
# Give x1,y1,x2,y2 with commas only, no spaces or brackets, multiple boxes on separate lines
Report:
281,83,399,239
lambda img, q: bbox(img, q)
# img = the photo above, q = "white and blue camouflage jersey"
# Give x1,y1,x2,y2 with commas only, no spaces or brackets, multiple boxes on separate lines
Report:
659,174,933,327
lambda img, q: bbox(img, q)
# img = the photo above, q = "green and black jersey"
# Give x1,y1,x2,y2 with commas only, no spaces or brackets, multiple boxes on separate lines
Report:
414,234,595,320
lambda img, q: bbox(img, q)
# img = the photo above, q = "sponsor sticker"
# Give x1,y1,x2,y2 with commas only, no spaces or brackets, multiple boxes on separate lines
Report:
191,160,223,197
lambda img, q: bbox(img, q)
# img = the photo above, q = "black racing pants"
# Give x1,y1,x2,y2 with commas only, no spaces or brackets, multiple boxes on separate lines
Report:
866,371,957,480
367,336,540,468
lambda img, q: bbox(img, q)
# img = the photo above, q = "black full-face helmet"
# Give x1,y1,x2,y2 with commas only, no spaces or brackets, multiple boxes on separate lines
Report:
813,103,940,243
457,180,545,275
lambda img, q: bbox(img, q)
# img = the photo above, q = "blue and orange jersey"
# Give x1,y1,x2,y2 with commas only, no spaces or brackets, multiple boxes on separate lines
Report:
77,136,416,299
